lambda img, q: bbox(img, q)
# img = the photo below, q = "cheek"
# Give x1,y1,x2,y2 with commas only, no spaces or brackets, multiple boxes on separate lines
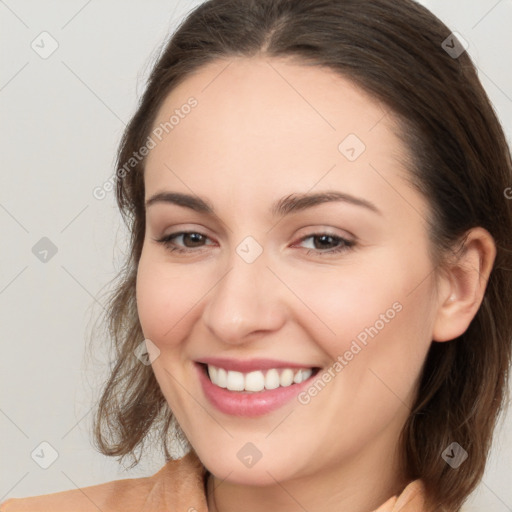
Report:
135,253,199,346
291,268,434,447
285,246,435,373
283,261,409,355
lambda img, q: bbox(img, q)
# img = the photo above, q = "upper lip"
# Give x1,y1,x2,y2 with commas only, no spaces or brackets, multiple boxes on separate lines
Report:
196,357,318,373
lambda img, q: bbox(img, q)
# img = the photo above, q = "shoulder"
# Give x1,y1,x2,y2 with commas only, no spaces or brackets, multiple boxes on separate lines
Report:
0,450,207,512
0,474,149,512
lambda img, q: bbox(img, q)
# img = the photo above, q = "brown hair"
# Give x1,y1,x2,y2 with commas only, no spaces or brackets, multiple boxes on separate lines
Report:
89,1,512,510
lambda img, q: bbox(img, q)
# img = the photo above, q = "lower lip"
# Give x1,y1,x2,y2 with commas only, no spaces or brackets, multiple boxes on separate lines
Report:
195,363,318,417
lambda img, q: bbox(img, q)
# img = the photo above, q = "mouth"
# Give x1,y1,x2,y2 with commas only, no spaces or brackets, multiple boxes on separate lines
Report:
197,362,321,393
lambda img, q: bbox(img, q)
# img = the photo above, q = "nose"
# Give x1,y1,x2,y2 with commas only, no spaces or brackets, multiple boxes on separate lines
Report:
201,246,288,345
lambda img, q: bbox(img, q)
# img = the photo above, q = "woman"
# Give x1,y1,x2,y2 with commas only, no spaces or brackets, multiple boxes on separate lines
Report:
2,0,511,511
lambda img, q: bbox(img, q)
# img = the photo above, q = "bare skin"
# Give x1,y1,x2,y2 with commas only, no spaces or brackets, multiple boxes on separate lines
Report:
136,56,496,512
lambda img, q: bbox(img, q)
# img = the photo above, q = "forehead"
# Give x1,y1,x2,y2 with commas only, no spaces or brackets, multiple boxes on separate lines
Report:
143,56,412,215
148,56,396,147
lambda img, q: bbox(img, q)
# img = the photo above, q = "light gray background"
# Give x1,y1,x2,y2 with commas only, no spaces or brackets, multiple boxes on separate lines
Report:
1,0,511,509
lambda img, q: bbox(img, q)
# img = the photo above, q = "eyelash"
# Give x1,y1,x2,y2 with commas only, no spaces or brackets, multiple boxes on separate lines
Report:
154,231,356,256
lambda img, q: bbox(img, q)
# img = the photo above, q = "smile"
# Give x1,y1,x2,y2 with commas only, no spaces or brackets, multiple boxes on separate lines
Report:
206,364,315,392
195,361,321,417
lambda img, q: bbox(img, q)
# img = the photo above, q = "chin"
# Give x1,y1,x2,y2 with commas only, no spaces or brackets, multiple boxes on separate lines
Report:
197,446,293,485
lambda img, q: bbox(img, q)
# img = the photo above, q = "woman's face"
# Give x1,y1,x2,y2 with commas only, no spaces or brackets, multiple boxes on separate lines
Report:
137,57,440,486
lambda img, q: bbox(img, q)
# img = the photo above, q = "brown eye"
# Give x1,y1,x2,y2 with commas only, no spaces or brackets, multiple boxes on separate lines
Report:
180,233,207,247
295,233,356,256
155,231,215,253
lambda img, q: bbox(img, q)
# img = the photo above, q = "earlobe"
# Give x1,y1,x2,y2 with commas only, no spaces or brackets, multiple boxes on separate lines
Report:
432,227,496,343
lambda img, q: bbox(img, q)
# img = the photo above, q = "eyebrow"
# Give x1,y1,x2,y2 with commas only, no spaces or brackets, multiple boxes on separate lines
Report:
145,190,382,217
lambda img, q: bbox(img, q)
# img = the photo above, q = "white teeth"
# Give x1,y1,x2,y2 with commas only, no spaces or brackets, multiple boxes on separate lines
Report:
226,370,245,391
216,367,227,388
206,365,314,392
280,368,294,387
265,369,280,390
208,365,217,382
245,371,265,392
301,368,313,381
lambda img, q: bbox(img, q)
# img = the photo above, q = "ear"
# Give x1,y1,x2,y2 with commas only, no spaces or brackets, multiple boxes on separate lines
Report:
432,227,496,342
